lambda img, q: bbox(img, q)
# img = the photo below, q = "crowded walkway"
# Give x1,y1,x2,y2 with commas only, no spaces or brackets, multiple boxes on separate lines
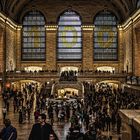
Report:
0,81,131,140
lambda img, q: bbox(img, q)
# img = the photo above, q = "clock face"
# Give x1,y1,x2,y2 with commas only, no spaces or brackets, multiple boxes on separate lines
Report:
96,26,116,48
60,26,78,48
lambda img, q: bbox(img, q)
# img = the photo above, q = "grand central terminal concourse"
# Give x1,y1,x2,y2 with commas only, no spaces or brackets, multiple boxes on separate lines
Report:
0,0,140,140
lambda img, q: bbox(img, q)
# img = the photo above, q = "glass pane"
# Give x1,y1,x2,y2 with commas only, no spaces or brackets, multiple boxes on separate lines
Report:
94,11,118,60
22,11,46,60
58,10,82,60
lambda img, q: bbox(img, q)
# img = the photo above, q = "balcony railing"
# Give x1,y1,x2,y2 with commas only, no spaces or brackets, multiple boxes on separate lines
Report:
1,70,128,79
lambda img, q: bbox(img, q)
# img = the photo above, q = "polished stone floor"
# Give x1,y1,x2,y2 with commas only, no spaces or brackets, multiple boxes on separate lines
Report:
0,96,122,140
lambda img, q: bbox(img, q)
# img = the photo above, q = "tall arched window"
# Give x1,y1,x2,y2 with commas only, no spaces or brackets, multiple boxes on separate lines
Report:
57,10,82,60
94,11,118,61
22,11,46,61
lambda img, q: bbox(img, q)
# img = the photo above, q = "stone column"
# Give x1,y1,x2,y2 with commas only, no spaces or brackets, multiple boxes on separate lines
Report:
2,22,7,91
45,25,57,71
118,27,124,73
0,22,5,93
134,28,140,76
0,23,4,73
122,24,133,74
82,25,94,71
16,27,22,70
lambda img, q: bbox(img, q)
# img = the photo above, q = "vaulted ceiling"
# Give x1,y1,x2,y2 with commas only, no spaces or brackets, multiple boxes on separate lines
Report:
0,0,139,23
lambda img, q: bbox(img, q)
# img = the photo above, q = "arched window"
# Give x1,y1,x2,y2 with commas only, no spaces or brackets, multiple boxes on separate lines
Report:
94,11,118,61
57,10,82,60
137,0,140,8
22,11,46,61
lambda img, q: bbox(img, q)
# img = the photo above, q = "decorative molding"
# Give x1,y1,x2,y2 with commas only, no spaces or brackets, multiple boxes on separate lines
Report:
82,25,94,31
119,8,140,30
45,25,58,31
0,12,22,30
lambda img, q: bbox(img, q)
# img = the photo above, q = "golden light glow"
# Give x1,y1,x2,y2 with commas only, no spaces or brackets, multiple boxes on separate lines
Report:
117,25,123,30
132,8,140,23
46,28,57,31
82,25,94,31
0,13,6,21
45,25,58,31
17,26,22,30
0,17,5,22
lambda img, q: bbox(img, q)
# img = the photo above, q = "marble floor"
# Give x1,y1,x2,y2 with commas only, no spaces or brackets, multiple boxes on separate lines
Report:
0,96,122,140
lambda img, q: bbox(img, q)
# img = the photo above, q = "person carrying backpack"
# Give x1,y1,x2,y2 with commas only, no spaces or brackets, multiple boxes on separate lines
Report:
0,119,17,140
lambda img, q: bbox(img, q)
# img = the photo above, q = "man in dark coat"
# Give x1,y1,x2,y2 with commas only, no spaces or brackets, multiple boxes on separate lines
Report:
84,123,97,140
28,113,58,140
0,119,17,140
116,114,122,134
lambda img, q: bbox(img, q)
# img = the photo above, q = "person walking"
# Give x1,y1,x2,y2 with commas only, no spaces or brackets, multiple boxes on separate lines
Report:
116,114,122,134
2,107,7,120
0,119,17,140
28,113,58,140
19,108,23,124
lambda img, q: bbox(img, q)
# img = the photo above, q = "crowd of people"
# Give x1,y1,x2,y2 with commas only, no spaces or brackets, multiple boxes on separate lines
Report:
0,80,140,140
59,70,77,81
